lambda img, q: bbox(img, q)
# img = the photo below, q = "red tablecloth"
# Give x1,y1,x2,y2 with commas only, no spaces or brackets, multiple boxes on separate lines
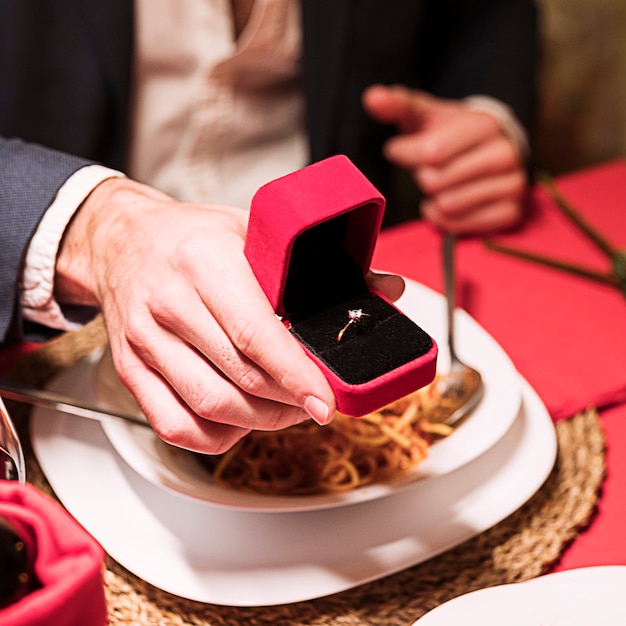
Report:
374,159,626,422
553,402,626,571
373,158,626,572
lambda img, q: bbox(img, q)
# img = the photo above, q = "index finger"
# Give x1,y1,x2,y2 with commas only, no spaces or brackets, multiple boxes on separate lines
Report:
385,110,501,168
363,85,441,132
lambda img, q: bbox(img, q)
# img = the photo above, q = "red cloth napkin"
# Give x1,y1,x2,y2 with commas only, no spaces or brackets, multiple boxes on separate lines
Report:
0,481,107,626
0,342,38,378
373,160,626,422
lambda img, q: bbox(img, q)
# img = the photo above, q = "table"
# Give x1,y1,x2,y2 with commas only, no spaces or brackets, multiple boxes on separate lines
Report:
2,159,626,624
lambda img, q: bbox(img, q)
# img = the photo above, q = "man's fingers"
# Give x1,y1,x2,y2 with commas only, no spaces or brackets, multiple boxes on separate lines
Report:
384,109,501,168
362,84,440,131
116,343,320,454
421,169,527,235
423,197,523,234
194,259,336,423
119,357,252,455
427,170,526,216
147,286,291,406
113,288,335,432
417,136,523,195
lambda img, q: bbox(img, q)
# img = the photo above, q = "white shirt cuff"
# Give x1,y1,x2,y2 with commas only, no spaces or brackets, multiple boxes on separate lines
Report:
463,95,530,160
20,164,126,331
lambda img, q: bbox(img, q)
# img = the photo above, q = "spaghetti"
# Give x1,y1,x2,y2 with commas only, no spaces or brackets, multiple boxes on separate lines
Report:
197,378,454,496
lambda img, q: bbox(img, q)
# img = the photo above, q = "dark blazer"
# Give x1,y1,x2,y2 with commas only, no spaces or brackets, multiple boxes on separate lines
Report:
0,0,538,341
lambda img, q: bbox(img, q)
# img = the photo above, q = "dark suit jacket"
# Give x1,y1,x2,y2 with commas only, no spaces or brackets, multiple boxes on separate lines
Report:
0,0,538,341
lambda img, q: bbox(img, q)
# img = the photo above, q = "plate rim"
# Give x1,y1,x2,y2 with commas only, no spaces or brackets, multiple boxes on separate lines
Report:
412,565,626,625
30,370,556,606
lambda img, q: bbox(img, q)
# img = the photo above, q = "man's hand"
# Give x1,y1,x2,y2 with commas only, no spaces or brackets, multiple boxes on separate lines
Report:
363,85,528,234
55,177,342,454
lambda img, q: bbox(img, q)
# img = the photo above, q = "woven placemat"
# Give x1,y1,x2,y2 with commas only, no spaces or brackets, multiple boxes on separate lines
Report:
6,318,606,626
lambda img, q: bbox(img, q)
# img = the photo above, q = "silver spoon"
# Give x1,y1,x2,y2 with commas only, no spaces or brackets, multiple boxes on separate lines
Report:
435,233,484,426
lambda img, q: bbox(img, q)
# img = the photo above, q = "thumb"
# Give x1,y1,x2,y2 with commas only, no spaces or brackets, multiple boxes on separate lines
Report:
366,270,405,302
362,84,441,132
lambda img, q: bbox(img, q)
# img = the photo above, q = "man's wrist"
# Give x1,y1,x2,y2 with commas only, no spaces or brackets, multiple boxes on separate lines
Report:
54,176,171,306
463,95,530,161
19,165,126,331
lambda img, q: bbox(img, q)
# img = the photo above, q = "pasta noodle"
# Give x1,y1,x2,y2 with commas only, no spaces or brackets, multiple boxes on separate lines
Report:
196,377,455,496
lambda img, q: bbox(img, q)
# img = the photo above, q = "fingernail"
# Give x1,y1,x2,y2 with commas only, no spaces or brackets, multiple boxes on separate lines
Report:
303,395,331,426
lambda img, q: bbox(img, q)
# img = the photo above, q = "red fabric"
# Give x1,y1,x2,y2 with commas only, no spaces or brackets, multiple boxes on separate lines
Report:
0,481,107,626
0,342,38,377
245,154,385,315
551,402,626,571
373,159,626,422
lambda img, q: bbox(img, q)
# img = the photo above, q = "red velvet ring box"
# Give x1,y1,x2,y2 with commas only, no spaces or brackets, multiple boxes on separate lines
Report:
244,155,437,417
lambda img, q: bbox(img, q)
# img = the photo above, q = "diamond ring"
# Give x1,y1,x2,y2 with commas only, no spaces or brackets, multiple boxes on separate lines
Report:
337,308,371,342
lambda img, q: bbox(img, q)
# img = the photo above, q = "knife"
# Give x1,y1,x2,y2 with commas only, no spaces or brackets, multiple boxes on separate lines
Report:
0,379,150,428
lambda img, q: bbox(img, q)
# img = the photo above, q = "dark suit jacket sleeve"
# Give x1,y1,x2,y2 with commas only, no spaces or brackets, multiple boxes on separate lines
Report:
0,137,94,342
0,1,133,343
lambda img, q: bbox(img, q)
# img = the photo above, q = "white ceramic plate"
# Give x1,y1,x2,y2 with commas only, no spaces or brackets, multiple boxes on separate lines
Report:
30,364,555,606
413,566,626,626
94,279,523,512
